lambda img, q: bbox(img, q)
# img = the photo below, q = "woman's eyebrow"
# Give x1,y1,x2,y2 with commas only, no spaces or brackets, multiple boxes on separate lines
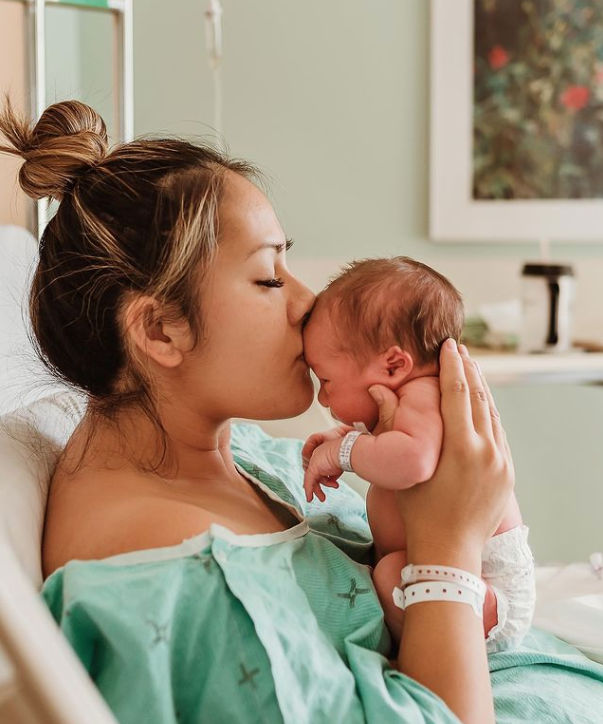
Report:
246,238,294,259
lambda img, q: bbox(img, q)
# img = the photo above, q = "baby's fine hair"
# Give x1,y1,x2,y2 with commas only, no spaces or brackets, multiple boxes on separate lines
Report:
317,256,464,366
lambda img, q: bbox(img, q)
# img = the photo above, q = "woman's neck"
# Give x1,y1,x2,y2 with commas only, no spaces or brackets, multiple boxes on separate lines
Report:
79,401,240,485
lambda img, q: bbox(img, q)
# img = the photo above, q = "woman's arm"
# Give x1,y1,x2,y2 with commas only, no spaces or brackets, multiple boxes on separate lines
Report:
370,341,513,724
398,545,493,724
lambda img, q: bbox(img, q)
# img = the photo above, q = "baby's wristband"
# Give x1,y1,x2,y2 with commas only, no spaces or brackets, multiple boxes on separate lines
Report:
338,431,365,472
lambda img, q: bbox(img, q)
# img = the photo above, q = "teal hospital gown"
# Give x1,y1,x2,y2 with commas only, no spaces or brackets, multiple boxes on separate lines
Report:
41,423,603,724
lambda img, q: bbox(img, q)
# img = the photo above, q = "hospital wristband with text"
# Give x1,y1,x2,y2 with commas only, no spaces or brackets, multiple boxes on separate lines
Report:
338,430,366,473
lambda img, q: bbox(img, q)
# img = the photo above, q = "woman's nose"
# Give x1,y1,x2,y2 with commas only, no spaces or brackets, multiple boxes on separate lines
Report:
288,276,316,326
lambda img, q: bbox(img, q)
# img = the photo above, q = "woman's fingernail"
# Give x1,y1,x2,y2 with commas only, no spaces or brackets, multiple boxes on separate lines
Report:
444,338,457,351
369,387,383,404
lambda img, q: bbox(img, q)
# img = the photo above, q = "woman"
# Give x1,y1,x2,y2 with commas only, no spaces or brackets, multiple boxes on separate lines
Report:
1,99,602,724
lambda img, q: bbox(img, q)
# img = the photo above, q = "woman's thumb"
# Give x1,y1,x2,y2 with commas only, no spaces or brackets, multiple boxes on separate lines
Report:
369,385,398,433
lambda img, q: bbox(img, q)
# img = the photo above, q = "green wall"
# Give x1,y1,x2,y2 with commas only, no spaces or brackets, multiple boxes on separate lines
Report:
132,0,603,564
38,0,603,563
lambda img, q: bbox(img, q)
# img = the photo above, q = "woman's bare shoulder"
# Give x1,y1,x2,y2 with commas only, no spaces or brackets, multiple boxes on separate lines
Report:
42,466,213,580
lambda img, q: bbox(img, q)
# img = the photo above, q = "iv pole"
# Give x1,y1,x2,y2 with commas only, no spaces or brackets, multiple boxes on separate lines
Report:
204,0,224,144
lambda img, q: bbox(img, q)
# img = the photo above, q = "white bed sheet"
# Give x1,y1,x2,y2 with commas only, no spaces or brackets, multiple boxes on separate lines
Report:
534,561,603,664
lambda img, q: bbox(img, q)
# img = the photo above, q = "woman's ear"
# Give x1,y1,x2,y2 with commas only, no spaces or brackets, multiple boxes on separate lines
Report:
378,345,414,386
123,295,191,369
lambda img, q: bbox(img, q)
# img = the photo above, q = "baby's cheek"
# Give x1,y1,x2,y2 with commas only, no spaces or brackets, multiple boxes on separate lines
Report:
355,393,379,425
337,394,378,428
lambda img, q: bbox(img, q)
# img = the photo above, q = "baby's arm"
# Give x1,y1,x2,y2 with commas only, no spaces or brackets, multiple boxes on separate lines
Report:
351,379,442,489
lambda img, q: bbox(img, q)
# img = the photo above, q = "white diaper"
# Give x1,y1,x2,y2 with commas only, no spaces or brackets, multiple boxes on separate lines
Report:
481,525,536,654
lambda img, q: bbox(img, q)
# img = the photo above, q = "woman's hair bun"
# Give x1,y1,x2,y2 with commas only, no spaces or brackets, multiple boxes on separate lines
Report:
0,97,108,202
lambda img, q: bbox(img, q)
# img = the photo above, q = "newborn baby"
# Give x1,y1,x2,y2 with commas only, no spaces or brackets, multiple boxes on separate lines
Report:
302,256,535,653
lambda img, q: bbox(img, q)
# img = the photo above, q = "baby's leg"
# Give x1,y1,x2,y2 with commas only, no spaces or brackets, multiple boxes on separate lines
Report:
366,486,407,560
367,485,501,645
373,551,499,649
373,550,408,647
494,492,523,536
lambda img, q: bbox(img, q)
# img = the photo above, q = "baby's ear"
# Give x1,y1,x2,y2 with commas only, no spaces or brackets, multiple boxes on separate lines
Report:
380,345,414,386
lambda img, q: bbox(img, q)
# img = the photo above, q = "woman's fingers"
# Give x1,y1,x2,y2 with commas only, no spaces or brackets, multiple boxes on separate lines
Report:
482,374,515,478
476,361,507,451
458,344,493,437
460,344,516,488
438,339,474,440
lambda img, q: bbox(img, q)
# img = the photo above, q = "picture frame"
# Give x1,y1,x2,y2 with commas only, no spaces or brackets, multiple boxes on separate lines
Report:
430,0,603,242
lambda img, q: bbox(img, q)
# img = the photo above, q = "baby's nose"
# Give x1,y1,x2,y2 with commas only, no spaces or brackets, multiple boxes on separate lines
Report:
317,386,328,408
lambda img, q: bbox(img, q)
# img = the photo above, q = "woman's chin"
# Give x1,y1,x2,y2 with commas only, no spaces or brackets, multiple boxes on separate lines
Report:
257,379,315,421
281,384,315,419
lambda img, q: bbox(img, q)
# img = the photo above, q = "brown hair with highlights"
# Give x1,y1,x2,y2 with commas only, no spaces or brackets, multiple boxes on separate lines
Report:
0,98,259,426
317,256,464,366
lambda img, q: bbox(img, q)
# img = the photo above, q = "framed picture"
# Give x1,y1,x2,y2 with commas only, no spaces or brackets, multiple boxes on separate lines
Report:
430,0,603,242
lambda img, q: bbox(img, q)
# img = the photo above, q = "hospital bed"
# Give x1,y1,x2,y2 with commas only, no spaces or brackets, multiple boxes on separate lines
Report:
1,224,603,723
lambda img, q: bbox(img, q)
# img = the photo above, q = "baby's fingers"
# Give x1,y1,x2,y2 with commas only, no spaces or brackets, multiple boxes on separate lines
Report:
303,473,315,502
302,434,322,463
314,487,326,503
321,477,340,490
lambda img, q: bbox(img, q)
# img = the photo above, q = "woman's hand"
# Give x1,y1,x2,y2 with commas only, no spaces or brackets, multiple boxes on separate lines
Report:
369,339,514,569
388,340,511,724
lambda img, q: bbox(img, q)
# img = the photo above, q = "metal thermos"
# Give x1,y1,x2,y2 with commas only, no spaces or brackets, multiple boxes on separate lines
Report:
518,263,575,354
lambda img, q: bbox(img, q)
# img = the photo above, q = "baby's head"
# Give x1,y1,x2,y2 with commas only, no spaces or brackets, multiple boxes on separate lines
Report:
303,256,464,428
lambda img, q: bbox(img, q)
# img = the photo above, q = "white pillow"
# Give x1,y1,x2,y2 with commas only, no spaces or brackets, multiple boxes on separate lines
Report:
0,390,362,592
0,391,86,589
0,224,49,416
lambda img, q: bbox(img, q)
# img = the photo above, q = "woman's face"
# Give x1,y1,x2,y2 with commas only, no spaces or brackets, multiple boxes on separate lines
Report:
179,172,316,421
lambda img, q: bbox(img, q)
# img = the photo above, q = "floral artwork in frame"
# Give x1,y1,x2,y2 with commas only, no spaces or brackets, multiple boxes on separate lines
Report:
430,0,603,242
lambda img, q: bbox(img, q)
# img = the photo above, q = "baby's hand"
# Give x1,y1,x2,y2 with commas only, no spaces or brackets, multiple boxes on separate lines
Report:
303,437,344,503
301,425,353,472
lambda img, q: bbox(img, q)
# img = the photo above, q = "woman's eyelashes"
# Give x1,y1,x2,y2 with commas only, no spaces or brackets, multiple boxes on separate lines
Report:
257,277,285,288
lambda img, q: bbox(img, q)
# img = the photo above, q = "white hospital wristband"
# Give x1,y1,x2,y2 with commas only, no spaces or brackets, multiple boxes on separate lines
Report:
400,563,487,598
392,580,485,618
338,431,365,472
